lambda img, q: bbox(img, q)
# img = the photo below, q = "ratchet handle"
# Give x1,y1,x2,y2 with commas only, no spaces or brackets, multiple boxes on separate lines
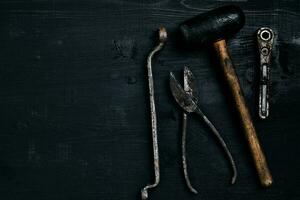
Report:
257,27,274,119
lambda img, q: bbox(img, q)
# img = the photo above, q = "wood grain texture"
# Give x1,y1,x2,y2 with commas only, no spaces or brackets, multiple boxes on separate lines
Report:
213,39,272,187
0,0,299,200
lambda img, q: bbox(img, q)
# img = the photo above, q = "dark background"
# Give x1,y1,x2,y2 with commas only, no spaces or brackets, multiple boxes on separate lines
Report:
0,0,299,200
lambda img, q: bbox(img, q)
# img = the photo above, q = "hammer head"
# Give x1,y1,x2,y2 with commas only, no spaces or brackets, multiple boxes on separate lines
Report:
179,5,245,47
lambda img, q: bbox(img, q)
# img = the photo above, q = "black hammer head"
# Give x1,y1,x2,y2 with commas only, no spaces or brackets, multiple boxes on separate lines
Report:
179,5,245,47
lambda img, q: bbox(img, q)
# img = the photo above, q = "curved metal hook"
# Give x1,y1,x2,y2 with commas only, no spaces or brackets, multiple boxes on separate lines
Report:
141,27,167,200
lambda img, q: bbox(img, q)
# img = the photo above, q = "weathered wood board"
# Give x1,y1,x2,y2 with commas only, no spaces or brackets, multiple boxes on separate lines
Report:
0,0,299,199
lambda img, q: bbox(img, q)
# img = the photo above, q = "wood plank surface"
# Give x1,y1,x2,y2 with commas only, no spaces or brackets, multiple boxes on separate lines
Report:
0,0,299,199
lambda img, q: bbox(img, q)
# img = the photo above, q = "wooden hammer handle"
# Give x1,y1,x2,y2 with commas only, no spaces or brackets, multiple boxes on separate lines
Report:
213,40,273,187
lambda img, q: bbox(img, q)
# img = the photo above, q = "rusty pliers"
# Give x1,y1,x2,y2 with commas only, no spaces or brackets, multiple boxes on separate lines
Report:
170,67,237,194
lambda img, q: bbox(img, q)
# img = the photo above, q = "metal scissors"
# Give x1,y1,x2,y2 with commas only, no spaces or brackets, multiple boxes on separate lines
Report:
169,67,237,193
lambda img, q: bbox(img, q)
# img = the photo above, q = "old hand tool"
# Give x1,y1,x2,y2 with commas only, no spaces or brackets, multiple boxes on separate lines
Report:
141,27,167,200
170,67,237,193
178,5,273,187
257,27,274,119
181,66,199,194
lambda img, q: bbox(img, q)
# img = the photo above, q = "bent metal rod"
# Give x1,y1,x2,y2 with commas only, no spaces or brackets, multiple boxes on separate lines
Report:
141,27,167,200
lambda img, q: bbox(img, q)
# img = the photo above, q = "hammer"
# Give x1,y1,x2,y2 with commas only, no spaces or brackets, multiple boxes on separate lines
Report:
178,5,273,187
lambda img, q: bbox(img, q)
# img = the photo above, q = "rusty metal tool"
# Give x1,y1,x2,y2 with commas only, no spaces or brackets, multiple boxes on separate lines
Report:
182,66,199,194
178,5,273,187
141,27,167,200
170,67,237,192
257,27,274,119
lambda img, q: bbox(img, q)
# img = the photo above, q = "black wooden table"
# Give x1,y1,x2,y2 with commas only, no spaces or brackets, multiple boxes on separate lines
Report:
0,1,299,200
